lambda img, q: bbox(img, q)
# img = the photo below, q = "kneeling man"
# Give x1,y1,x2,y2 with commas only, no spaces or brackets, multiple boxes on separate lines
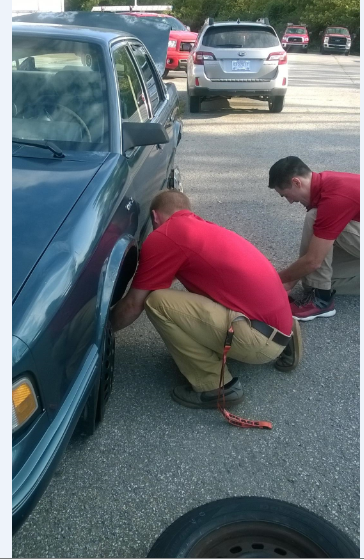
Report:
268,156,359,320
111,190,298,408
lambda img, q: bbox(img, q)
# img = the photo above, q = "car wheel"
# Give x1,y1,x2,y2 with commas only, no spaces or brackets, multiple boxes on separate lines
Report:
162,69,169,79
320,47,326,54
78,320,115,435
268,96,284,113
147,497,359,558
189,95,201,113
345,50,350,56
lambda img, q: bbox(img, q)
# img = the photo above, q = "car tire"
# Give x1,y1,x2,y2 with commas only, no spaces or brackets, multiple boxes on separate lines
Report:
320,46,326,54
189,95,201,113
162,69,169,79
345,50,350,56
78,320,115,435
268,96,284,113
147,497,359,559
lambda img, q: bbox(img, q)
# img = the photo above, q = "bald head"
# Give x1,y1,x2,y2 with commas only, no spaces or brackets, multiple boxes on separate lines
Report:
150,190,192,229
150,189,191,215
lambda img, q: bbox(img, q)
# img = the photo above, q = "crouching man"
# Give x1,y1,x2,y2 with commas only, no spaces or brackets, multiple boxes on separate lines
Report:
268,157,360,321
111,190,300,409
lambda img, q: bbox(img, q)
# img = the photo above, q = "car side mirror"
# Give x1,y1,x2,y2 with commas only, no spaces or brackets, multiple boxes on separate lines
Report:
122,121,169,153
319,31,323,36
352,33,357,39
186,25,191,31
309,31,312,35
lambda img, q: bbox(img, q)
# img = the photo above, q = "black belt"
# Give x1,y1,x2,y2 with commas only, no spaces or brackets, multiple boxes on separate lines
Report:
251,320,291,347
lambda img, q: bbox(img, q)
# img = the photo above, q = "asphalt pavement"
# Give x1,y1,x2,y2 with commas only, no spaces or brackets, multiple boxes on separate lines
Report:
12,53,360,558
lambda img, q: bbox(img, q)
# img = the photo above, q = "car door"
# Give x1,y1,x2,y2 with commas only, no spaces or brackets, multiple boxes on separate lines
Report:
112,42,168,242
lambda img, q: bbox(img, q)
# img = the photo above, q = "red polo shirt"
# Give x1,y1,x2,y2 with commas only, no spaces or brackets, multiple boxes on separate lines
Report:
309,171,360,240
132,211,292,335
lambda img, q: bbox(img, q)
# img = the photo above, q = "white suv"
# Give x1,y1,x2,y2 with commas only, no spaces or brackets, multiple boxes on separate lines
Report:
187,18,288,113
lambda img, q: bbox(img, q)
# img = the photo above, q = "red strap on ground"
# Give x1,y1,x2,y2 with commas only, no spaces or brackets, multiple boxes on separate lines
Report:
217,326,272,430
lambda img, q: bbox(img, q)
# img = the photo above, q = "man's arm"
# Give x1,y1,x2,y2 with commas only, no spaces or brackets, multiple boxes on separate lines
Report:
110,288,151,332
279,235,335,285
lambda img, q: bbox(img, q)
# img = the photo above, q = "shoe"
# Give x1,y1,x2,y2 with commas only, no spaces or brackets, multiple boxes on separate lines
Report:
171,377,244,409
274,318,303,372
290,290,336,321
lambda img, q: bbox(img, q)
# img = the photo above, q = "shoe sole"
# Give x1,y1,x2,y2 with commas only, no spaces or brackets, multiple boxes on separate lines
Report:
293,309,336,322
274,318,303,373
171,390,244,409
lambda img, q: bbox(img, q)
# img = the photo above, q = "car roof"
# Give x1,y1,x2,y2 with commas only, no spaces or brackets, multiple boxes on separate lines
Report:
205,21,272,28
12,21,131,44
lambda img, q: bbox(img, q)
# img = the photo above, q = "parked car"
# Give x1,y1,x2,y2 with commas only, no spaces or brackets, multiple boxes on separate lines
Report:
320,26,354,55
187,18,288,113
12,15,182,532
122,13,198,77
281,23,310,52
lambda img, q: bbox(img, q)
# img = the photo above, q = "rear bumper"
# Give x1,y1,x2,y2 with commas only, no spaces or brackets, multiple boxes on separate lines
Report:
188,86,287,98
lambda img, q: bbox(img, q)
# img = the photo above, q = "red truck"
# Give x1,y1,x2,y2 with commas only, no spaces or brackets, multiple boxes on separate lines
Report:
124,13,197,77
281,24,310,53
320,26,355,55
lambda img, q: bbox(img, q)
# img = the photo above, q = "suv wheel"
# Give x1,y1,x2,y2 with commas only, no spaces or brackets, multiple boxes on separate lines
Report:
268,96,284,113
345,50,350,56
189,95,201,113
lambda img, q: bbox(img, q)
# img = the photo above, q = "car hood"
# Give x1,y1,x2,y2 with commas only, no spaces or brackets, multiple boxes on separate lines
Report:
12,150,106,301
12,11,171,76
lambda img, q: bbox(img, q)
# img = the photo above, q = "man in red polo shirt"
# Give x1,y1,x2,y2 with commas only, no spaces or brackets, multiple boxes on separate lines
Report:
268,156,360,321
111,190,299,409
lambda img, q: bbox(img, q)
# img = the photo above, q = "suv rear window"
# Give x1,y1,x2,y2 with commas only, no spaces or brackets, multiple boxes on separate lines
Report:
202,26,279,48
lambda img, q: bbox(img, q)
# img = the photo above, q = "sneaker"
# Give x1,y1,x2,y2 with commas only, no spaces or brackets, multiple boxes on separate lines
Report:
171,377,244,409
274,318,303,372
290,290,336,321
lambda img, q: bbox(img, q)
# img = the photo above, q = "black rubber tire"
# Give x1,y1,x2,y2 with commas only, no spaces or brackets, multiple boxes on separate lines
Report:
268,96,284,113
189,95,201,113
147,497,359,558
162,69,169,79
96,320,115,423
320,47,326,54
78,321,115,435
345,50,350,56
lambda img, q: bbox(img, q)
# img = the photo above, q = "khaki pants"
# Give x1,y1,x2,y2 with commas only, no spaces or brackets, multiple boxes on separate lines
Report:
300,209,360,295
145,289,287,391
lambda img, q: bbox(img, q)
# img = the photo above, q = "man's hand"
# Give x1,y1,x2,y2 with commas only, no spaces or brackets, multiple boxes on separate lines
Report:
110,288,151,332
279,235,335,284
282,280,297,293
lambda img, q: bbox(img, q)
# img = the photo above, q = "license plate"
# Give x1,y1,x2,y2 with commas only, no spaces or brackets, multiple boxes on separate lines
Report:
232,60,250,71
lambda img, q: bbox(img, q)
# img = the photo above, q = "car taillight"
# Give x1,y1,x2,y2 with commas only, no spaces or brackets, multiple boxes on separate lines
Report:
193,51,216,65
267,51,287,65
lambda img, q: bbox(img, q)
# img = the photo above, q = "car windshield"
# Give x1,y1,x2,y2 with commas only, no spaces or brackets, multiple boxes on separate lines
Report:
202,26,279,48
12,36,110,152
141,15,186,31
326,27,349,35
286,28,306,34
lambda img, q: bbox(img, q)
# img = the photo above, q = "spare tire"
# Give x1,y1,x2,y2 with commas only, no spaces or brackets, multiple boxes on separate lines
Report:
147,497,359,558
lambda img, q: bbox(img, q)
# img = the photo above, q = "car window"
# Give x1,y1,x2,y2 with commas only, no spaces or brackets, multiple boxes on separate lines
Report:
286,28,306,34
112,46,149,123
202,26,279,48
130,44,163,114
12,37,109,151
326,28,349,35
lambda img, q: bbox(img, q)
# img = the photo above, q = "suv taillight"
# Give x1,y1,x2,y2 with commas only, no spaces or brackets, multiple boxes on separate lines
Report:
267,51,287,65
193,51,216,65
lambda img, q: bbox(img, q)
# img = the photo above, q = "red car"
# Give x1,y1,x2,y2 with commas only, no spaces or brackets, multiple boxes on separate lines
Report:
281,24,310,53
124,13,197,77
320,26,354,55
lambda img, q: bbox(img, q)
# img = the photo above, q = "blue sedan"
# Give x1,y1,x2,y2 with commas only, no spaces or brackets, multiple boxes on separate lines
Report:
12,17,182,532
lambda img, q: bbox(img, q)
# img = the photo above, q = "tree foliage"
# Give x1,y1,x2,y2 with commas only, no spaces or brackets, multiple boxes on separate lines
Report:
64,0,360,49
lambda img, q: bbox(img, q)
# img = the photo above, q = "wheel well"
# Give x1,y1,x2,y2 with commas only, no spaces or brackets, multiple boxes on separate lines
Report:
111,245,138,306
